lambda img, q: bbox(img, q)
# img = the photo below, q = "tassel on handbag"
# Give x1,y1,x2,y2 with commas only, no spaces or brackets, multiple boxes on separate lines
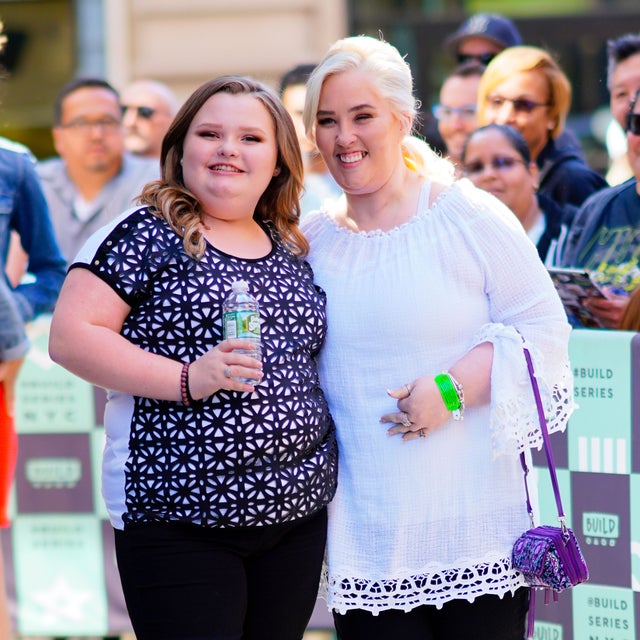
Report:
511,347,589,638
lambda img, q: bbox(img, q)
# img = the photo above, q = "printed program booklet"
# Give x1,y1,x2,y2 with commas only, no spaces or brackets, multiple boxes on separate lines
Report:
547,267,606,328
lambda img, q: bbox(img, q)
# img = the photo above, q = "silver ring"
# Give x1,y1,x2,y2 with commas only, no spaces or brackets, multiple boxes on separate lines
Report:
224,365,231,379
400,412,411,427
419,429,426,438
404,384,411,396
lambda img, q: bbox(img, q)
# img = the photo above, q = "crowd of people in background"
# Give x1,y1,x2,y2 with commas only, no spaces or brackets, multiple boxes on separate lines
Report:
431,14,640,330
0,10,639,640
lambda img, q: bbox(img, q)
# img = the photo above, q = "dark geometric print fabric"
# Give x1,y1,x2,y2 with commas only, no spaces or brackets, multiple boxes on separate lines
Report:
81,207,337,528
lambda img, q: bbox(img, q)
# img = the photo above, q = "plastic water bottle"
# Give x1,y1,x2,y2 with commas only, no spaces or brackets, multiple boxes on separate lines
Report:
222,280,262,384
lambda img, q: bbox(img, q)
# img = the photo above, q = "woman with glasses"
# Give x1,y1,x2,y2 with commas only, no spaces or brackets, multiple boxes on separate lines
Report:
477,46,607,210
301,35,575,639
560,89,640,328
432,62,484,176
462,124,570,265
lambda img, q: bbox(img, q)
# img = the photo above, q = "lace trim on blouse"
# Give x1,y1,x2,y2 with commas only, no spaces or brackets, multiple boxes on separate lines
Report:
472,322,576,457
321,554,525,614
318,180,435,238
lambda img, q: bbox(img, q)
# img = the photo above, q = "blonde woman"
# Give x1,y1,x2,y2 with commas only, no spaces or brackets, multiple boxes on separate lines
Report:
302,35,575,639
477,45,606,208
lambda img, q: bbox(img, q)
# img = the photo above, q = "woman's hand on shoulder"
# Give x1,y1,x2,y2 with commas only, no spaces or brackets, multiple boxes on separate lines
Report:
188,339,263,399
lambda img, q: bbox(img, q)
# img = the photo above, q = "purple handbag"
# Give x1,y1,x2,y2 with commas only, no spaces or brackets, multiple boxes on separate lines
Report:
511,348,589,638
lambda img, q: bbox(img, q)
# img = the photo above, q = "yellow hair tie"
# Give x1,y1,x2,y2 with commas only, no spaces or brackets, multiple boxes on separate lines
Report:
403,154,419,172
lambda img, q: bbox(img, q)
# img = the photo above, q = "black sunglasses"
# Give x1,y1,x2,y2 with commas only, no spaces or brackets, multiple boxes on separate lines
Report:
626,112,640,136
121,105,156,119
456,52,496,66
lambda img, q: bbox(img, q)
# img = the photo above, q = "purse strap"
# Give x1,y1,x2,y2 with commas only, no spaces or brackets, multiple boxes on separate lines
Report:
520,347,566,525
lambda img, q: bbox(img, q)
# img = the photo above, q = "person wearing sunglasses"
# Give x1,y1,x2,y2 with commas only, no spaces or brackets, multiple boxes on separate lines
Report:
560,89,640,329
603,33,640,186
433,62,484,176
120,79,180,159
444,13,522,68
477,46,607,211
462,124,571,265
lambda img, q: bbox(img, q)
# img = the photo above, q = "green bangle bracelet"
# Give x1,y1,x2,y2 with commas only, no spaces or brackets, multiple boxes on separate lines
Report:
434,372,462,412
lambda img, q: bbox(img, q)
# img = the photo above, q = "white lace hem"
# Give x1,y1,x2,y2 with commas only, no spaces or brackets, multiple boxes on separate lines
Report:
321,556,527,614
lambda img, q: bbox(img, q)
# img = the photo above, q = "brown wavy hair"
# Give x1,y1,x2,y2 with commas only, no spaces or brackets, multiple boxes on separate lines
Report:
138,75,307,259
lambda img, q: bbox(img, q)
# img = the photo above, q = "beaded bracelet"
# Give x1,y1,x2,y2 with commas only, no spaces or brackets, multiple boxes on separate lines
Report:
180,362,193,407
447,372,465,421
434,372,465,421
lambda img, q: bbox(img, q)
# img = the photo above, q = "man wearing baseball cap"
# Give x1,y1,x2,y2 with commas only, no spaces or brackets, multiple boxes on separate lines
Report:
445,13,523,66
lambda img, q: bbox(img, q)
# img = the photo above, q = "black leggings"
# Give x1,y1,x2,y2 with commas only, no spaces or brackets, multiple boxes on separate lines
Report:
333,587,530,640
114,508,327,640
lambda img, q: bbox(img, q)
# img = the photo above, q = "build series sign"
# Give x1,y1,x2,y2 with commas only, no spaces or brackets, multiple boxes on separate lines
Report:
2,322,640,637
530,329,640,640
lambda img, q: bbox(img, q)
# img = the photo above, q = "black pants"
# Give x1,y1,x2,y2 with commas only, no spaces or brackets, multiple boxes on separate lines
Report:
333,587,530,640
114,508,327,640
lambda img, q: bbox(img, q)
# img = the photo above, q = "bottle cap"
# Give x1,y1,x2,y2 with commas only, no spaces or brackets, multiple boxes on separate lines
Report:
231,279,249,293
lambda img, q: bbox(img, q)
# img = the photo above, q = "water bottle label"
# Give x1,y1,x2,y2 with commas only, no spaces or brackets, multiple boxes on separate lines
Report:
223,311,260,340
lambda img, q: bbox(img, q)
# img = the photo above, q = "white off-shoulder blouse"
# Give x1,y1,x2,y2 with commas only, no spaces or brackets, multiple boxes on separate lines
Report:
302,178,576,614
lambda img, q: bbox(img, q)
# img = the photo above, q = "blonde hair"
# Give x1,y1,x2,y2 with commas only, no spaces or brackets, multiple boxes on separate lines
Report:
303,35,454,184
477,46,571,139
139,75,307,259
